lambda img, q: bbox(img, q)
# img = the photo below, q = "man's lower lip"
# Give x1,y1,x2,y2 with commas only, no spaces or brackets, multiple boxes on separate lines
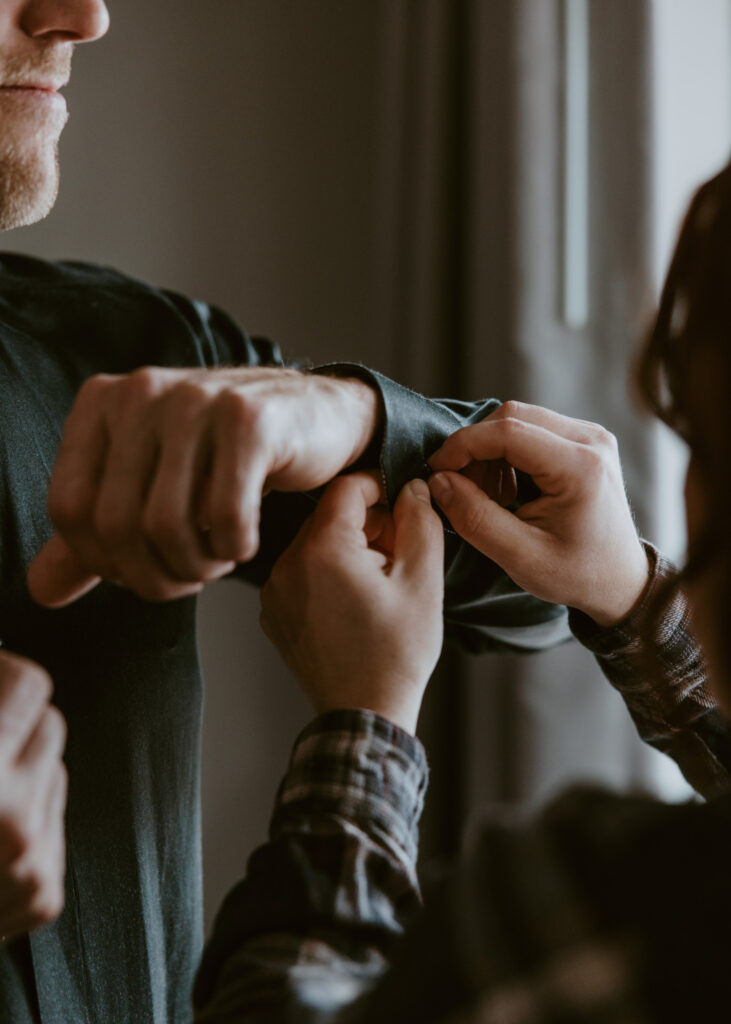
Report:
0,87,66,106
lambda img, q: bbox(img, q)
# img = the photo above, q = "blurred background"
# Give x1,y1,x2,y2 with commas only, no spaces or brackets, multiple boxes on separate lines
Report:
14,0,731,930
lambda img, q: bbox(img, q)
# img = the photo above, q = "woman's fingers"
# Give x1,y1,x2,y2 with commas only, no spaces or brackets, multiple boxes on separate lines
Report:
429,417,585,495
307,472,384,542
428,470,543,574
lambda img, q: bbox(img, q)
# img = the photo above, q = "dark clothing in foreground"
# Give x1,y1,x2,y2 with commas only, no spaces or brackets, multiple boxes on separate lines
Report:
194,546,731,1023
0,254,567,1023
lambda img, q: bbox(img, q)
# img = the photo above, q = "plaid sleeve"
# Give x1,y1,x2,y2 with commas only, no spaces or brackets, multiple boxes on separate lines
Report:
569,542,731,798
193,709,428,1022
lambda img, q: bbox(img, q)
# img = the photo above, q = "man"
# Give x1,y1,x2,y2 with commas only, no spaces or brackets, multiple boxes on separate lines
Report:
0,2,568,1022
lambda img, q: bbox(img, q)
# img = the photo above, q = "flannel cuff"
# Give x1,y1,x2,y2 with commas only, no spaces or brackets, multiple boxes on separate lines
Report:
276,709,428,865
568,541,685,662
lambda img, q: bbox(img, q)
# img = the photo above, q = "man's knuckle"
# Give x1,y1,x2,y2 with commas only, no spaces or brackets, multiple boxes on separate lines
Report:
172,378,207,402
94,504,132,545
128,366,164,399
165,380,210,420
498,399,523,420
77,374,112,406
109,369,164,421
211,502,247,544
218,390,271,440
214,499,243,529
217,389,250,424
142,505,183,547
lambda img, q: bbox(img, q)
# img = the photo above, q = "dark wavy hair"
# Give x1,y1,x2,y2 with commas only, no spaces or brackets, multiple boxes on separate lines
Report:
637,163,731,668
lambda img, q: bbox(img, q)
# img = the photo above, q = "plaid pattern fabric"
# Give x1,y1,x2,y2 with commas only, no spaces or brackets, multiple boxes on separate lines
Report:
569,542,731,798
194,711,428,1020
195,547,731,1022
277,711,428,867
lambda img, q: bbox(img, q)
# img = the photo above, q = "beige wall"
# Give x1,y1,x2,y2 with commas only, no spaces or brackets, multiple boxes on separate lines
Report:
17,1,392,929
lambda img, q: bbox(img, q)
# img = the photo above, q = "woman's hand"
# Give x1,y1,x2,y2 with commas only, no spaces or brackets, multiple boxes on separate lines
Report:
260,473,444,734
428,401,650,627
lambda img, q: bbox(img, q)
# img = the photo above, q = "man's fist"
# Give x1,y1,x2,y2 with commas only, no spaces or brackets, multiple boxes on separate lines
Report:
27,366,378,607
0,651,67,941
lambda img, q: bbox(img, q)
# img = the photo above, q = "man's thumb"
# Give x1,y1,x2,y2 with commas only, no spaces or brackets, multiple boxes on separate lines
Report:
27,535,101,608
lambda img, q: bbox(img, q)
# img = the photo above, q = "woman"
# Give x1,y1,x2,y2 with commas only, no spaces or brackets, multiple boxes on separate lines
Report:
193,167,731,1022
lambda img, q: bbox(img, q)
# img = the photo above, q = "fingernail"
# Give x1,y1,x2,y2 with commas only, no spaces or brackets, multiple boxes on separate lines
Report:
428,473,453,507
408,478,431,504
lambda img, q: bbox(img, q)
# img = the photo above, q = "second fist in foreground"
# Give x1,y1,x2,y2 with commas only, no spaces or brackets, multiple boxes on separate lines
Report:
0,652,67,941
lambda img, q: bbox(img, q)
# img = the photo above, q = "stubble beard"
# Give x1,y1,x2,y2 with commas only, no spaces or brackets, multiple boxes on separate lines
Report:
0,47,71,230
0,108,67,229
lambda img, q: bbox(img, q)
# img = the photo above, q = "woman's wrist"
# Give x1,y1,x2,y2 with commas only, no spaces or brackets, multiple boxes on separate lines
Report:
577,542,652,628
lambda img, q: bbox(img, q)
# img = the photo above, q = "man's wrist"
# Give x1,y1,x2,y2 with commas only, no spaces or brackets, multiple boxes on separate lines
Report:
337,377,380,466
308,364,384,470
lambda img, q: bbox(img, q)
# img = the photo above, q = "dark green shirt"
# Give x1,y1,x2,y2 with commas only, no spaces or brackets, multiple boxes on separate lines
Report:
0,254,568,1023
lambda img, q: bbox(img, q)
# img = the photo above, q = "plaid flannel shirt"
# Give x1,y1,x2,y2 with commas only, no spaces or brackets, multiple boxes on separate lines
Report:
194,544,731,1022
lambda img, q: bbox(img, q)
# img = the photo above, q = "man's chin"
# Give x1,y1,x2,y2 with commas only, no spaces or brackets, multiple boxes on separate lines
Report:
0,155,60,231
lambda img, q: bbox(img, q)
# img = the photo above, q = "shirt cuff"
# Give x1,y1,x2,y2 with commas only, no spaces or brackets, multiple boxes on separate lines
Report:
275,709,429,865
308,362,473,503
